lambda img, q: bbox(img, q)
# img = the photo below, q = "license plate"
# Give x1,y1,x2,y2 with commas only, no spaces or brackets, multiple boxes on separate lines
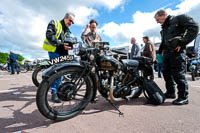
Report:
48,55,74,65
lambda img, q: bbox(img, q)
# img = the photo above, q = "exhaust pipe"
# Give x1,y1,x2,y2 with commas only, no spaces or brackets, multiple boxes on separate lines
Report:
109,77,124,101
109,77,141,101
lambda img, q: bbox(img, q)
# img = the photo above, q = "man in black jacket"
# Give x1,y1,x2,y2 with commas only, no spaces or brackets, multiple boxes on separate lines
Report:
154,9,199,105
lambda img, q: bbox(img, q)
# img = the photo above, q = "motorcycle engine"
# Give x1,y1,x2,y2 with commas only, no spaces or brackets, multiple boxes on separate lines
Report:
112,70,133,98
100,69,134,98
113,83,131,98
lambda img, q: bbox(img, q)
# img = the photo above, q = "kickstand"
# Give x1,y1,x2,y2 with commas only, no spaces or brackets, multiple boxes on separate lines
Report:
105,98,124,117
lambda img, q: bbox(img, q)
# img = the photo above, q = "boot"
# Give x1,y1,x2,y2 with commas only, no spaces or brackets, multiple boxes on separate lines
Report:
51,94,62,103
172,98,189,105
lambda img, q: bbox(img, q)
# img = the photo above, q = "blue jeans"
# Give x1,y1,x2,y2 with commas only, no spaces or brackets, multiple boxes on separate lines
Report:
157,63,163,77
8,63,11,71
48,52,63,95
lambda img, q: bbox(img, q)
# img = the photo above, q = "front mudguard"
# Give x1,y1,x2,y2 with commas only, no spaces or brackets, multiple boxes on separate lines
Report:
42,61,83,79
42,61,99,102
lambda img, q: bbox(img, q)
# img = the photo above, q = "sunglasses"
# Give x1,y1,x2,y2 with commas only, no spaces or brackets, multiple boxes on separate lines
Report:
69,19,74,24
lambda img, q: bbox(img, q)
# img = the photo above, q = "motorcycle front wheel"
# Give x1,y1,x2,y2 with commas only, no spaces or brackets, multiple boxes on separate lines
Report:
36,67,93,121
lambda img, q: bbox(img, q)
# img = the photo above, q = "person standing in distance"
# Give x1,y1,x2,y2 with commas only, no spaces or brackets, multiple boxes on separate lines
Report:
130,37,140,59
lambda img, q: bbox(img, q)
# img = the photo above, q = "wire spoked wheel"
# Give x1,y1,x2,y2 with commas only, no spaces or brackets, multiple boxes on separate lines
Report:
36,67,93,121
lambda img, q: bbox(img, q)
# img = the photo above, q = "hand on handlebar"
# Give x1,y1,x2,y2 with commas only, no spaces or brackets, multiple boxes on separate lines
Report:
64,43,72,50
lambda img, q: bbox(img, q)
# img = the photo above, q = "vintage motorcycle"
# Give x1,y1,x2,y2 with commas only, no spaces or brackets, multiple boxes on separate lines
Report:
189,57,200,81
36,41,154,121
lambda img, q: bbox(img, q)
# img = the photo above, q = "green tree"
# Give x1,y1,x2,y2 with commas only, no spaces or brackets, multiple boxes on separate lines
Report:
0,52,24,64
0,52,9,64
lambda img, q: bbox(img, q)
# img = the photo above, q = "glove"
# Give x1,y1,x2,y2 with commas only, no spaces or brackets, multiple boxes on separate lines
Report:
168,36,182,50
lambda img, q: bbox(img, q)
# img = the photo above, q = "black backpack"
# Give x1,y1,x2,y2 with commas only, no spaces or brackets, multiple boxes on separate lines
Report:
142,80,165,105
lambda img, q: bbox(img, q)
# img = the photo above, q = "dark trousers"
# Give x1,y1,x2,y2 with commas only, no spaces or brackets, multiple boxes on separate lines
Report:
11,62,19,74
162,51,188,99
157,63,163,77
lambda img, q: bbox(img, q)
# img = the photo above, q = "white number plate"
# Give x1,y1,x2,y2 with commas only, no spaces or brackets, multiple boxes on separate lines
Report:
48,55,74,65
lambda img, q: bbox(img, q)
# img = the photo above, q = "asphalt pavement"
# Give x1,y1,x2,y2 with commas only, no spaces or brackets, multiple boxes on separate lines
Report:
0,70,200,133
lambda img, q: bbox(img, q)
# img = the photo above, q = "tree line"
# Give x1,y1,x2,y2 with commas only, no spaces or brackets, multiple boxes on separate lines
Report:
0,52,24,64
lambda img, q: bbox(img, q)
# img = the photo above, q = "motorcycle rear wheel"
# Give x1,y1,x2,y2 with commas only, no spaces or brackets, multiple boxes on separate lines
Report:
32,65,46,87
36,67,93,121
191,70,197,81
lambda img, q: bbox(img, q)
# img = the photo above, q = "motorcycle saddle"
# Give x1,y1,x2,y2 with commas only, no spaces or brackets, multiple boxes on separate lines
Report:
121,59,139,67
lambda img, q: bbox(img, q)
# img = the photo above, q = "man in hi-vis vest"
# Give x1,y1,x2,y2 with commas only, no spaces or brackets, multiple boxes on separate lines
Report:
43,12,75,103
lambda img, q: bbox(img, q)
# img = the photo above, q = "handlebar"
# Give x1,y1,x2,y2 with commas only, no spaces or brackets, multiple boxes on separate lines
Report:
111,49,127,55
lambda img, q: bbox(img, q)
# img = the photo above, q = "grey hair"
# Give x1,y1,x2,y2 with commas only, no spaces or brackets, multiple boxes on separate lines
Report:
131,37,136,41
64,12,75,19
154,9,167,17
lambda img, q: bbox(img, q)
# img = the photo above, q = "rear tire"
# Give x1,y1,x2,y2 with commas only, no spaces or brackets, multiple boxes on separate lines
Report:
191,70,196,81
132,87,143,98
32,66,45,87
36,67,93,121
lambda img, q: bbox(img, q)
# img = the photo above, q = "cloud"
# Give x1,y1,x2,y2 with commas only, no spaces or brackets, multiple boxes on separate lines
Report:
100,11,158,45
100,0,200,46
96,0,125,10
0,0,48,58
69,6,99,26
0,0,125,59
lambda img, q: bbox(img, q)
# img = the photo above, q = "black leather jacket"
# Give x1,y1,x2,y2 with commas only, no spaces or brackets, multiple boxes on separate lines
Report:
158,15,199,53
46,19,71,55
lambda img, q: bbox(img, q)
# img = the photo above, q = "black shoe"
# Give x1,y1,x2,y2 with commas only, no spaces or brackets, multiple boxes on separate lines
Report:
172,98,189,105
51,94,62,103
164,93,176,99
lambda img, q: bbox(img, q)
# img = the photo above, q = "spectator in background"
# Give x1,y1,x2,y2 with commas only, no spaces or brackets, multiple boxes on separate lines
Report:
81,19,102,47
9,51,19,74
142,36,156,62
130,37,140,59
156,53,163,78
7,56,11,72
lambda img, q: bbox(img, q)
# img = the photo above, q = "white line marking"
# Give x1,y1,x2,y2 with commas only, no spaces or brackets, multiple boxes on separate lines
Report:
190,85,200,88
0,89,18,93
0,78,16,80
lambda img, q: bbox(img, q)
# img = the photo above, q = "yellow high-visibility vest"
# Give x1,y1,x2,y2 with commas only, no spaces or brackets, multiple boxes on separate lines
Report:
43,19,62,52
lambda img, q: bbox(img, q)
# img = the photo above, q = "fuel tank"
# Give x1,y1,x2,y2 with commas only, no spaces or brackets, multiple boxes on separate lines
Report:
98,55,123,71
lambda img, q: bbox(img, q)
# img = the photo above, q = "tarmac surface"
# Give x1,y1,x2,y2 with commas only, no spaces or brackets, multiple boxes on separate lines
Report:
0,70,200,133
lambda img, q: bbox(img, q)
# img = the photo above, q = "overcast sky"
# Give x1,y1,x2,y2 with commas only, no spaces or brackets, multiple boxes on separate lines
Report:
0,0,200,60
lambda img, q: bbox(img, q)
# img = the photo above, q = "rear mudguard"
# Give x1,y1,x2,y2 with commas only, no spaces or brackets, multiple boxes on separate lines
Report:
42,62,98,102
189,65,196,71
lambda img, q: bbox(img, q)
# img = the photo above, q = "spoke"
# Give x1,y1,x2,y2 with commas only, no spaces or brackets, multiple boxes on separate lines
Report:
74,80,85,94
71,73,78,82
76,93,85,97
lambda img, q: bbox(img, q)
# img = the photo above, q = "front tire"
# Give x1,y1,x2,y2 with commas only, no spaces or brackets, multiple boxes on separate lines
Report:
36,67,93,121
